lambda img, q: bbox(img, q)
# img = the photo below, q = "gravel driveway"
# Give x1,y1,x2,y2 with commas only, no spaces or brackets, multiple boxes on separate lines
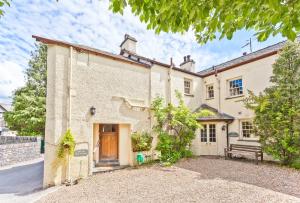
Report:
176,156,300,198
37,161,300,203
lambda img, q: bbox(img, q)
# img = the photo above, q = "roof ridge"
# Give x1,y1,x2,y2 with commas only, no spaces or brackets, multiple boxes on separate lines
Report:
198,37,297,75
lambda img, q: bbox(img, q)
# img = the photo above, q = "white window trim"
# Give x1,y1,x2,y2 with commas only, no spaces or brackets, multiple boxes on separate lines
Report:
184,78,193,96
200,123,217,143
206,84,214,99
239,119,258,140
227,76,244,98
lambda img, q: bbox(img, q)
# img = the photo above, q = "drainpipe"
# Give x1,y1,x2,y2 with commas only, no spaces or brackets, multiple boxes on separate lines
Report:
168,58,173,104
226,123,229,149
68,46,73,129
149,64,152,131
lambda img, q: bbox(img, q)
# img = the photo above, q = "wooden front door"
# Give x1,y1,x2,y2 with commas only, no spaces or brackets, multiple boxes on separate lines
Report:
99,124,118,160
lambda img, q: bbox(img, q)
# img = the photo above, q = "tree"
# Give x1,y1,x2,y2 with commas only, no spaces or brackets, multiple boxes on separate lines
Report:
0,0,10,17
152,91,211,163
245,41,300,165
4,44,47,136
109,0,300,44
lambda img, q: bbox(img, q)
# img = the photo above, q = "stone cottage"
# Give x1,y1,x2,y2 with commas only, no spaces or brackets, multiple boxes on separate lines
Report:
33,34,286,187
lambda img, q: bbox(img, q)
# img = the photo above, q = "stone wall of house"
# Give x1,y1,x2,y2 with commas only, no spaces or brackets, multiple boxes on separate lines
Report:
0,136,41,167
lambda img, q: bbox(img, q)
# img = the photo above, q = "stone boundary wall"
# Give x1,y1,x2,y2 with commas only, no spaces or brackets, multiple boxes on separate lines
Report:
0,136,41,167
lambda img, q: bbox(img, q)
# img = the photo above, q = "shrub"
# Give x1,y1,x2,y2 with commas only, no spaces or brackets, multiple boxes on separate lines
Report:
131,131,153,152
152,91,212,164
291,158,300,170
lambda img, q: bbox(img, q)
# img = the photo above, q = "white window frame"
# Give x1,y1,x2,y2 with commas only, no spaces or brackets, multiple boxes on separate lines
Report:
240,119,258,140
200,123,216,143
227,77,243,98
206,84,214,99
184,78,192,95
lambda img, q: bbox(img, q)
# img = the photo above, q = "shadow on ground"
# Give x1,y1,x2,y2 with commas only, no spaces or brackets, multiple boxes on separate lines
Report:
0,161,44,196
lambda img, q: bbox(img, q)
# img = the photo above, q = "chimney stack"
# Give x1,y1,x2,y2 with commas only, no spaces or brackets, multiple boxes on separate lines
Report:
180,55,195,72
120,34,137,53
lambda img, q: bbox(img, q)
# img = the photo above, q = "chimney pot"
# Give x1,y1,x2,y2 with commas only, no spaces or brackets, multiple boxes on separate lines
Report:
180,55,195,72
120,34,137,53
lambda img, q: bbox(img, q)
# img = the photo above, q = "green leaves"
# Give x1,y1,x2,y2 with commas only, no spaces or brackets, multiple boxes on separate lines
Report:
244,41,300,166
109,0,300,44
152,91,211,164
131,131,153,152
57,129,76,159
0,0,10,18
4,43,47,136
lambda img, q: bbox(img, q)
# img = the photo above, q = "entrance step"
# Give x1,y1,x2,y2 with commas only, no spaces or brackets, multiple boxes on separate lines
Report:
95,159,120,167
92,165,128,174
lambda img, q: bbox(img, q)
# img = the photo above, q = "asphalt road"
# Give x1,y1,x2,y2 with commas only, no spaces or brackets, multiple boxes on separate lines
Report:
0,159,57,203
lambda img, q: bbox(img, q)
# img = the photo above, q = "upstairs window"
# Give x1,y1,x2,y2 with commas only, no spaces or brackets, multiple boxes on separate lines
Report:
206,85,214,99
184,79,192,94
228,78,243,97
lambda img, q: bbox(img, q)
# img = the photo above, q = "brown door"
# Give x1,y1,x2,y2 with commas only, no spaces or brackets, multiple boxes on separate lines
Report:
99,124,118,160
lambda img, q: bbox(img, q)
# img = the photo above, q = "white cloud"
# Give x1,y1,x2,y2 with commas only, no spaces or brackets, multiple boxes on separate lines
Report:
0,0,284,102
0,61,25,103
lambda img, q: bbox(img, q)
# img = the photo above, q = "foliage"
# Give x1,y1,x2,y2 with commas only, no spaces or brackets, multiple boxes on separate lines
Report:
152,90,212,164
109,0,300,44
291,158,300,169
131,131,153,152
4,44,47,136
0,0,10,17
57,129,76,159
245,41,300,166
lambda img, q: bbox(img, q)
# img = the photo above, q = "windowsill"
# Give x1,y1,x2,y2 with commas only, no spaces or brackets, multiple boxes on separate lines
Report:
237,139,259,142
184,93,194,97
205,97,214,100
225,94,244,100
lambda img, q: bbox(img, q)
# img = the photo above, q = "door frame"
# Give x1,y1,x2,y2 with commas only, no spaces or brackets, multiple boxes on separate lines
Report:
99,124,119,160
199,122,218,155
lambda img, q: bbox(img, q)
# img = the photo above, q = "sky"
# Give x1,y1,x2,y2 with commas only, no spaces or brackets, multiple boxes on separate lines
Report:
0,0,284,104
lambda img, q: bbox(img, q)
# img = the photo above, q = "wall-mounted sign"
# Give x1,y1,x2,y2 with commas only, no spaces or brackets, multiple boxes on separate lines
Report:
228,132,239,137
74,149,88,157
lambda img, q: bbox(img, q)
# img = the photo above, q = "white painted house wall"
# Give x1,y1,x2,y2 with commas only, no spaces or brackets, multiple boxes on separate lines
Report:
40,34,281,187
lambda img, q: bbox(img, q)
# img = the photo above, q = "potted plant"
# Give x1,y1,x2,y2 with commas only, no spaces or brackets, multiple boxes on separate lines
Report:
57,129,76,185
131,131,153,165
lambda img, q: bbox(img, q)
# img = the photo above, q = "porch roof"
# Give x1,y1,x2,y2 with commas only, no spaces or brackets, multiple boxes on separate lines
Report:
195,104,234,122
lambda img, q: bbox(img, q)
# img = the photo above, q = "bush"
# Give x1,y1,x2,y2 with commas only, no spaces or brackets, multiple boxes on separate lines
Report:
291,158,300,169
131,131,153,152
152,91,212,164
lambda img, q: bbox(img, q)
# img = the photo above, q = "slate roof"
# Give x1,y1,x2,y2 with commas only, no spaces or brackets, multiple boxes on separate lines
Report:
196,104,234,122
197,38,297,76
33,36,149,68
0,103,11,112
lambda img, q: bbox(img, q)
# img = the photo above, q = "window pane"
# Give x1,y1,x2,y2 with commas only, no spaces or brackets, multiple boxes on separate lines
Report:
209,124,216,142
241,121,254,138
184,79,192,94
229,78,243,96
102,124,117,132
200,125,207,142
207,85,214,99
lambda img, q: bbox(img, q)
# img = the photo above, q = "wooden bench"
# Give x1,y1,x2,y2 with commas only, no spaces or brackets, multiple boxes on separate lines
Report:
224,144,263,164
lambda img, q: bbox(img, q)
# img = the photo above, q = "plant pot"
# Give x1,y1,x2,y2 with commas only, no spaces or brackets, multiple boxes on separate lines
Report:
132,150,161,165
